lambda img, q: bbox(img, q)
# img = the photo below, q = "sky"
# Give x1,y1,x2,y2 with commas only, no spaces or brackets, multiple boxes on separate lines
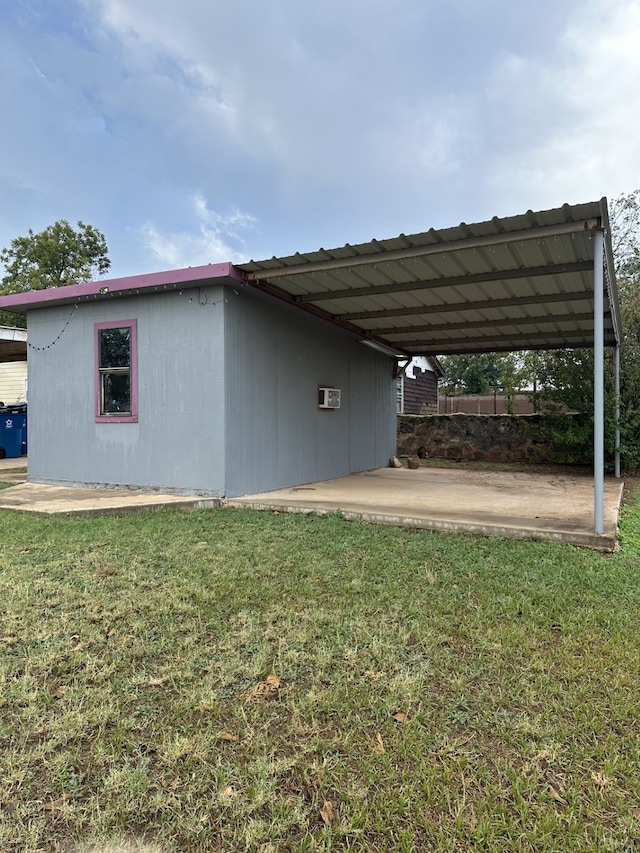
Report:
1,0,640,280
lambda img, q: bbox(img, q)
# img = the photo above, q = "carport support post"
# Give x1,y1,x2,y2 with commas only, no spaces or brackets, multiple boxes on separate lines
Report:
615,345,621,479
594,229,605,535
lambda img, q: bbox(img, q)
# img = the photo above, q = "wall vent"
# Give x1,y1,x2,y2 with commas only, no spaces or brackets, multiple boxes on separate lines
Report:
318,387,341,409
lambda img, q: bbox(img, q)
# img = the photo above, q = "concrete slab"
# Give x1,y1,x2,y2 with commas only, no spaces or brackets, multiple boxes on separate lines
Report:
0,482,221,516
0,464,623,550
0,456,27,472
228,466,624,551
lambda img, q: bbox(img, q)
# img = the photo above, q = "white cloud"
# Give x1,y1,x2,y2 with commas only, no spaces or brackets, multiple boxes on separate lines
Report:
82,0,485,194
3,0,640,279
139,193,257,268
485,0,640,210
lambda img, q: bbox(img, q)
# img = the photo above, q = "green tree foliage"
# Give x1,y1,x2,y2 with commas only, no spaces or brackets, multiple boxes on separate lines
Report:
0,220,110,327
439,353,507,394
526,190,640,469
439,352,534,413
525,348,604,464
613,190,640,469
610,188,640,289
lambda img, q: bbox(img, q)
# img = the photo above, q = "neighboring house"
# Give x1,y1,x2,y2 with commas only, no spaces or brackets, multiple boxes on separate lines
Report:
396,357,444,414
0,361,27,405
0,265,396,497
0,326,27,405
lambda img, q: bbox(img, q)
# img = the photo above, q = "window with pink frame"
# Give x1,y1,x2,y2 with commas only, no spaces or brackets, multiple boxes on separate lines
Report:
95,319,138,422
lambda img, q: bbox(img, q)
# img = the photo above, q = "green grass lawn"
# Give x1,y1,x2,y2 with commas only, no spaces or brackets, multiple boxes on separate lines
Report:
1,492,640,852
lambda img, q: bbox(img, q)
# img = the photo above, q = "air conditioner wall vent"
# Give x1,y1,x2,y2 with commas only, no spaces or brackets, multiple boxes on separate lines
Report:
318,387,341,409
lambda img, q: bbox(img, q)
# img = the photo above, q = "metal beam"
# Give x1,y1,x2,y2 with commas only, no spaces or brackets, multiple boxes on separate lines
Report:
594,230,605,535
407,339,605,357
293,261,593,304
336,289,595,321
244,220,600,280
390,328,599,350
368,311,598,337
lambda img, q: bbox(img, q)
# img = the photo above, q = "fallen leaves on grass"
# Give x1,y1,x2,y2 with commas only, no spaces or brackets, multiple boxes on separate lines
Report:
548,784,567,806
393,711,410,724
320,800,334,825
245,673,282,702
217,732,239,743
373,733,386,754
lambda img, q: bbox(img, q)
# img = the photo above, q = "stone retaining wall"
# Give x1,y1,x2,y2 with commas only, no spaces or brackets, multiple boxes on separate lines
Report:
397,413,569,464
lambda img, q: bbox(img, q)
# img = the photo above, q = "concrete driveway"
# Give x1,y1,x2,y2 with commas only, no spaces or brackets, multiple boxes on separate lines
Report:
228,466,623,550
0,460,623,549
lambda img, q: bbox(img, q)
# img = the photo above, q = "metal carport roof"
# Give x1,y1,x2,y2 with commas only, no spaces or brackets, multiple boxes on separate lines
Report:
239,198,621,358
0,327,27,363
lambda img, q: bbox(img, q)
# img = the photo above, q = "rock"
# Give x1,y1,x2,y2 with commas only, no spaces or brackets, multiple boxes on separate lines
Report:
389,456,402,468
407,456,420,469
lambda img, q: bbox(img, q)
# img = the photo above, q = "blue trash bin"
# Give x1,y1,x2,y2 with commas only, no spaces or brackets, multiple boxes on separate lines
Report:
0,413,24,458
12,412,27,455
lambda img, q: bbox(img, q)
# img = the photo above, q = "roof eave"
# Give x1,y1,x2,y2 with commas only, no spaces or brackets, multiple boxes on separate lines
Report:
0,263,244,315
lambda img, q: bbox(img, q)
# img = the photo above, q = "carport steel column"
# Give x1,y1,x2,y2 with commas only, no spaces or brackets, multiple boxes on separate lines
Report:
594,229,604,535
615,345,621,479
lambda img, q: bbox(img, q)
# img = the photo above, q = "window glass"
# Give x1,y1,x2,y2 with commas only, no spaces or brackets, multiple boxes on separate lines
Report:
95,320,137,422
102,372,131,414
100,327,131,369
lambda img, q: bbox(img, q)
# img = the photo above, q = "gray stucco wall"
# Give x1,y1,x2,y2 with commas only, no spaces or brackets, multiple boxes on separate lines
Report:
25,282,396,496
27,287,226,494
224,285,396,497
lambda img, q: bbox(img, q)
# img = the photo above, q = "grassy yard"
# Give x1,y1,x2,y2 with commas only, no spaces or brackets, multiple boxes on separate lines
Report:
1,490,640,852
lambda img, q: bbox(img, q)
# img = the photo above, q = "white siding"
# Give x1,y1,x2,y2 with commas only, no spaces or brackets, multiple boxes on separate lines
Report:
0,362,27,404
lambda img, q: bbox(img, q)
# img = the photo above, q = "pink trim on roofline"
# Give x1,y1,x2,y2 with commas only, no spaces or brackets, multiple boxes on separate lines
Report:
0,262,245,312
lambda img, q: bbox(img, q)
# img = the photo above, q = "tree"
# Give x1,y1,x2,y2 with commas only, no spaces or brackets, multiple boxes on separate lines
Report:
612,190,640,469
526,190,640,468
439,353,508,394
610,188,640,290
0,220,111,327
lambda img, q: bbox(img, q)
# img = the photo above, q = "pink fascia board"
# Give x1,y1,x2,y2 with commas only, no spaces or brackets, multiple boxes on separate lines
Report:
0,262,245,313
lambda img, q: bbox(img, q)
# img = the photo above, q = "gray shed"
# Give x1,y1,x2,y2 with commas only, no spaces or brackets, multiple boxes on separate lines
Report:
0,264,396,497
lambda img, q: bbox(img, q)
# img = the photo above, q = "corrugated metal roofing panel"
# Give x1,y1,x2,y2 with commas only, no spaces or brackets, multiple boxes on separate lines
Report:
240,199,620,357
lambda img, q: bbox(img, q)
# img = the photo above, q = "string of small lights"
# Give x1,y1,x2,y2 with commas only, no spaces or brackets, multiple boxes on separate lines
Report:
27,302,79,351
